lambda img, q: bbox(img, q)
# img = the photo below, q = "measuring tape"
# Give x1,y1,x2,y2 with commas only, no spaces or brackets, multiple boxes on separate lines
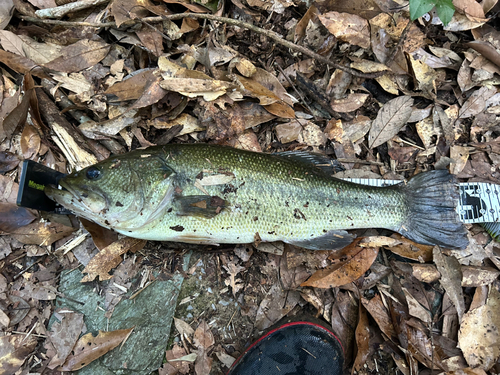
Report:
344,178,500,225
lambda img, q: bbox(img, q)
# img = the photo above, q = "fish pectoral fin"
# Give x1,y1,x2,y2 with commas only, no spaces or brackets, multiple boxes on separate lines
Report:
288,230,355,250
174,195,228,219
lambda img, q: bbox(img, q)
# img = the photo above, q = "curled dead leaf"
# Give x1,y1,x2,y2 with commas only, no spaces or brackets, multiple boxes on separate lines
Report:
301,247,379,288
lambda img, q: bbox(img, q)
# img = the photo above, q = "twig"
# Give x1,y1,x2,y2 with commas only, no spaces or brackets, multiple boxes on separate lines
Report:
35,0,109,19
20,14,387,79
20,16,115,27
274,62,316,117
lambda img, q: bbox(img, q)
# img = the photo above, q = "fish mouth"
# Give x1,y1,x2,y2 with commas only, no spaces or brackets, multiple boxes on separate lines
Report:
45,180,108,216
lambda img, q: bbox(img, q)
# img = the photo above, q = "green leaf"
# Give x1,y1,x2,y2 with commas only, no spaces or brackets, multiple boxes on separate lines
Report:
435,0,455,25
409,0,436,20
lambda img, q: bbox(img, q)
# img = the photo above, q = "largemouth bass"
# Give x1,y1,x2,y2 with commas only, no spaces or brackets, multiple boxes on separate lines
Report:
45,144,468,250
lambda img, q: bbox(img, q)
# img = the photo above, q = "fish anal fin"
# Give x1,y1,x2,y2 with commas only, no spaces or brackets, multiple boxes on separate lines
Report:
175,195,228,218
288,230,355,250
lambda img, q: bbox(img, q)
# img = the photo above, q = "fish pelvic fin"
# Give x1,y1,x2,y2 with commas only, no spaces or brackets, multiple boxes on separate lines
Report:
398,169,468,250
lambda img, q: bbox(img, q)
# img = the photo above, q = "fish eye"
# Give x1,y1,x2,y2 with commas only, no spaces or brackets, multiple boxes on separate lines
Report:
86,167,102,180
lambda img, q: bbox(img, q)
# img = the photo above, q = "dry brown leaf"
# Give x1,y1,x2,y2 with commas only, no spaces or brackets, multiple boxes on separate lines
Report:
352,303,370,372
234,75,281,105
130,73,167,110
194,320,214,375
359,236,401,248
362,294,397,340
0,86,32,142
0,151,20,174
80,218,118,251
275,120,304,143
0,334,37,375
251,68,293,105
231,57,257,77
105,69,157,101
368,96,414,148
0,0,14,30
433,246,465,322
331,291,357,364
81,237,147,282
450,145,473,175
444,12,487,31
458,287,500,370
135,25,164,57
0,49,51,79
461,266,500,287
0,30,25,56
165,343,191,373
349,59,389,73
0,203,37,232
160,77,233,101
151,113,205,136
8,221,74,246
408,52,437,96
330,93,369,113
58,328,134,371
111,0,151,27
459,86,496,119
263,101,295,119
454,0,485,20
44,39,110,73
388,234,434,261
467,41,500,70
20,124,41,159
174,317,195,338
193,320,214,350
47,312,85,369
318,11,370,49
79,109,140,139
255,284,301,330
17,34,63,64
301,247,379,288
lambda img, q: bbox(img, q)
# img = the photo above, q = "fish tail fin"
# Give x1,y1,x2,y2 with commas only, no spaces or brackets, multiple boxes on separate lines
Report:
397,170,468,249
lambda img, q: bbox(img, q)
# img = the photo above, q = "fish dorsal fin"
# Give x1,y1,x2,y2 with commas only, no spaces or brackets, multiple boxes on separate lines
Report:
274,151,344,174
287,230,355,250
174,195,228,219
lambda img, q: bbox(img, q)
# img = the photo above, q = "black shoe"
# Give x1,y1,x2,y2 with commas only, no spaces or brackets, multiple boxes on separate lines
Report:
226,320,344,375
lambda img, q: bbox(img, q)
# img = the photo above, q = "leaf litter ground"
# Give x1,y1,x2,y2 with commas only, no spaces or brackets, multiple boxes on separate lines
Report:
1,0,500,374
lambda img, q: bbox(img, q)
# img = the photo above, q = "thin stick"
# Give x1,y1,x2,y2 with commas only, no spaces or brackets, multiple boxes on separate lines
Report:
35,0,109,19
274,62,316,117
20,14,387,79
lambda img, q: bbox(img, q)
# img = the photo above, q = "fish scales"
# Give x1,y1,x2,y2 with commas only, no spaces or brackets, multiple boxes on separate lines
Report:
45,144,468,250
